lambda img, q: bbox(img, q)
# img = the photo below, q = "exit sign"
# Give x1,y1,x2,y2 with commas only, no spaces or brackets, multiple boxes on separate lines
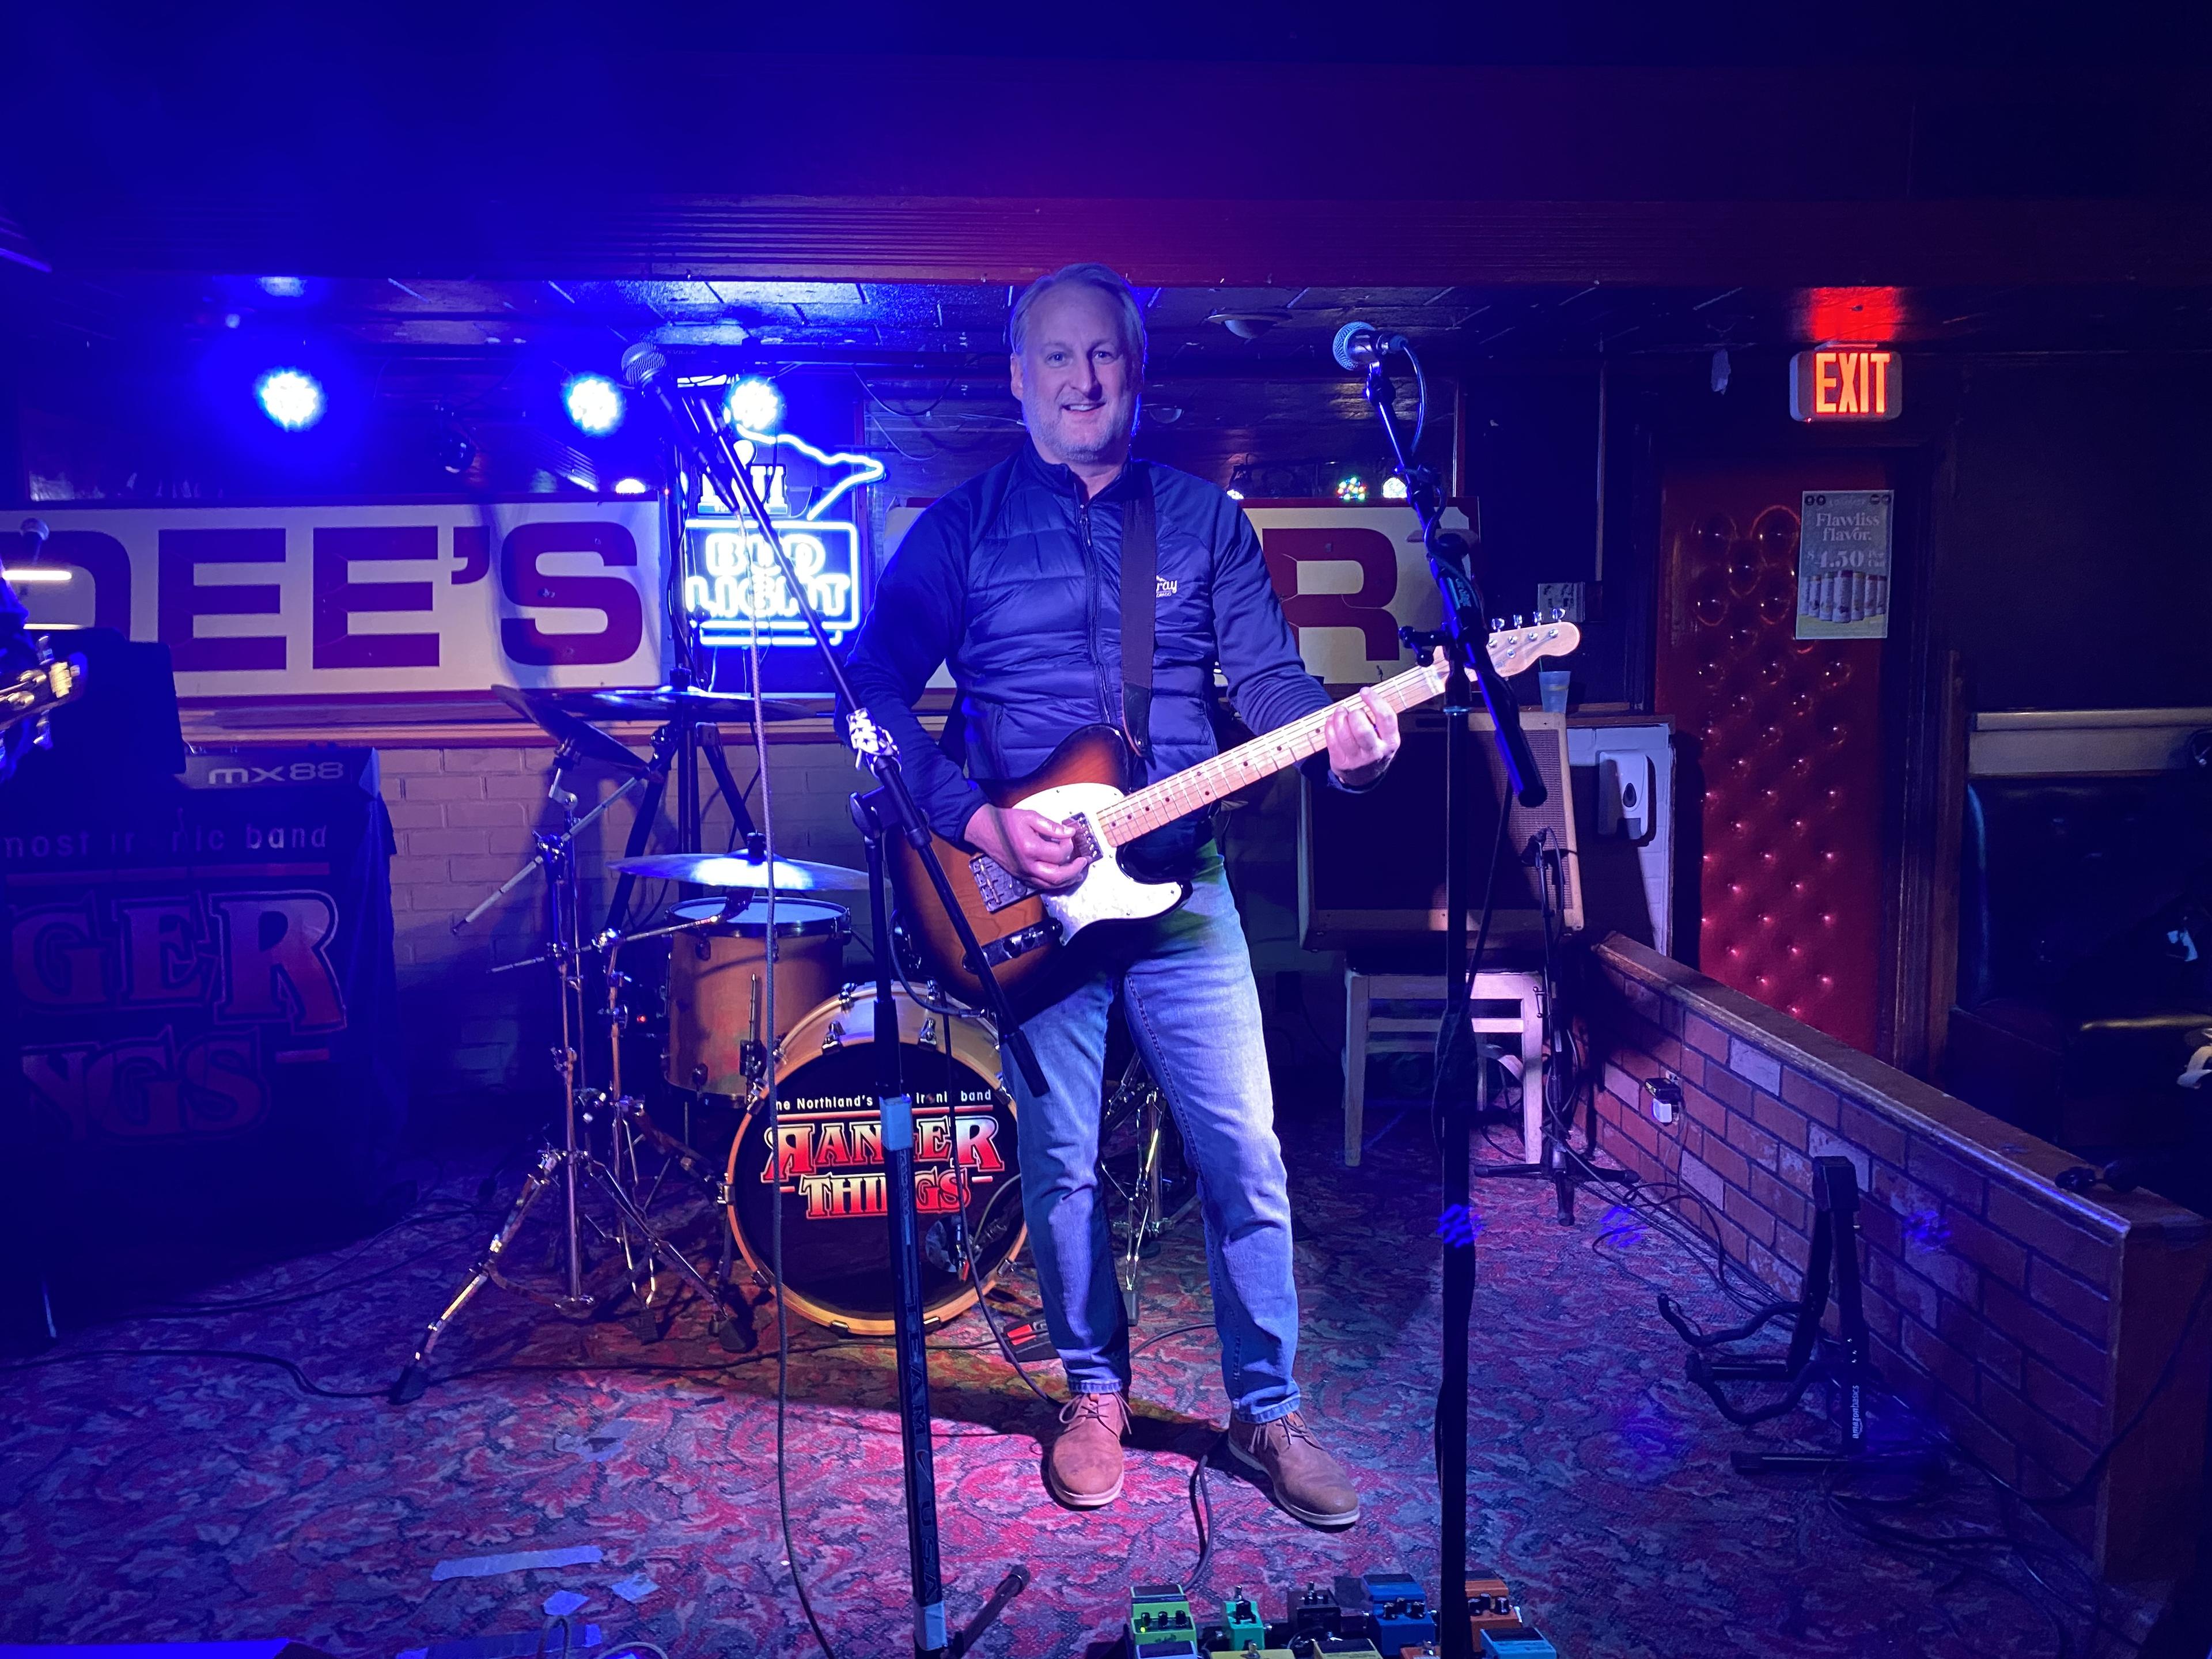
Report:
1789,347,1901,422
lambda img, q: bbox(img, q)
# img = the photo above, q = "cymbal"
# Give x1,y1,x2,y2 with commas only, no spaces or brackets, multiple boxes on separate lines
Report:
494,684,648,775
609,851,871,891
547,685,812,724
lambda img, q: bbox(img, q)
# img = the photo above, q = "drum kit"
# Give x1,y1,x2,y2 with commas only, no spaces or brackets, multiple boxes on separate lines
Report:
389,680,1063,1401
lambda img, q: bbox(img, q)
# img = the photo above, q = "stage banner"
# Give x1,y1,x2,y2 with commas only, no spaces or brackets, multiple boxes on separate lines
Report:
882,501,1474,693
9,498,666,699
2,754,406,1284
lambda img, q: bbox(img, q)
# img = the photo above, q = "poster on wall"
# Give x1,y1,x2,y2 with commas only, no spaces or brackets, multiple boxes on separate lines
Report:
1796,490,1892,640
9,498,667,700
880,501,1474,692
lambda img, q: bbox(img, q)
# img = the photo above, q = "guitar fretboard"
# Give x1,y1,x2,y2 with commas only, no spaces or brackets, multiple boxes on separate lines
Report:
1096,661,1446,847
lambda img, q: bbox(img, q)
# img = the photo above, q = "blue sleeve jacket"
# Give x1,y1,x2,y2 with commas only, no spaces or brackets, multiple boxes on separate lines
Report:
843,442,1340,872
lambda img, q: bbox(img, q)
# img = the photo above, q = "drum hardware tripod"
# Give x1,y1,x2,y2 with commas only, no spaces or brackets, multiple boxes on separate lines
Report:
1100,1056,1192,1327
600,916,760,1354
391,785,741,1404
625,340,1037,1658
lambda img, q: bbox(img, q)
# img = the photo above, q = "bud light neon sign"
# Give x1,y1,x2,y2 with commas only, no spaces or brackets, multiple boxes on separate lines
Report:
685,519,862,647
681,423,884,650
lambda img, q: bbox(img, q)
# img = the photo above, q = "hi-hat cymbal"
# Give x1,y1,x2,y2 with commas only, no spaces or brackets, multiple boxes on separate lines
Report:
494,684,648,775
609,851,870,891
548,685,812,724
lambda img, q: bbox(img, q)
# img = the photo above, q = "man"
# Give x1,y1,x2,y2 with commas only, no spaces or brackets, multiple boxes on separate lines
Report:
843,263,1398,1527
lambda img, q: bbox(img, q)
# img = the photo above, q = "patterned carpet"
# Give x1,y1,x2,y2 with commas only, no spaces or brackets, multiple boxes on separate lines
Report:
0,1100,2161,1658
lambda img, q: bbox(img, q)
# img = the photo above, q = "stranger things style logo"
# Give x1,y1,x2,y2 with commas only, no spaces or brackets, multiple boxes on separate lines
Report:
760,1087,1008,1222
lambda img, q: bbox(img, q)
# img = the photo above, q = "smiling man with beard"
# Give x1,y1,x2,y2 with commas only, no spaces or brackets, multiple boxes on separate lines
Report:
843,263,1397,1527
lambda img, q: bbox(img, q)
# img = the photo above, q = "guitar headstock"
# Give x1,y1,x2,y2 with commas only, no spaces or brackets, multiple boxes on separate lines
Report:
1487,613,1581,677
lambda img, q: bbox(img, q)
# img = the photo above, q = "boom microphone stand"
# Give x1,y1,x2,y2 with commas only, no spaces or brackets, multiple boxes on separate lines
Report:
1343,323,1543,1659
620,343,1042,1659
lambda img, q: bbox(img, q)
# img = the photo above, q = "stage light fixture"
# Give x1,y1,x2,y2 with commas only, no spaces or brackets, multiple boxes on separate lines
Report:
613,478,652,496
431,418,475,477
564,373,625,435
255,368,326,431
1335,474,1369,504
725,376,783,433
259,275,306,298
1381,475,1409,500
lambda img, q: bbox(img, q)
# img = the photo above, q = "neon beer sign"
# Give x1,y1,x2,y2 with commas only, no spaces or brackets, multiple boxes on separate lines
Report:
681,420,885,648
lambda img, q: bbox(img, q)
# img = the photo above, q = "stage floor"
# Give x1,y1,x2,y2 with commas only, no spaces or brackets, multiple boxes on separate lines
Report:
0,1103,2157,1657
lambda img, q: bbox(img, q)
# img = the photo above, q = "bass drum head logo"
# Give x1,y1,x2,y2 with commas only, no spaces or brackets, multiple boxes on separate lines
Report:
725,1037,1022,1333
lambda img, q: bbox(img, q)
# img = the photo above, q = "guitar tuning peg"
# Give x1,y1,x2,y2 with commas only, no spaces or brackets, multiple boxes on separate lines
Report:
1490,617,1504,632
1551,605,1566,622
1513,613,1526,628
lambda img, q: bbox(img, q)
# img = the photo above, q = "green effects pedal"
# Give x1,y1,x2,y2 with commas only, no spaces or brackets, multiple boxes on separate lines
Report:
1128,1582,1200,1658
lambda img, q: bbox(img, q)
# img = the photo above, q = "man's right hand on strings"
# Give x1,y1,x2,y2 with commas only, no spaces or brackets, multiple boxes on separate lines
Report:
965,804,1093,891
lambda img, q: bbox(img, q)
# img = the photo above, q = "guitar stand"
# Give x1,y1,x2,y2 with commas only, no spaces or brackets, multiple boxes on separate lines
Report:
1659,1156,1931,1476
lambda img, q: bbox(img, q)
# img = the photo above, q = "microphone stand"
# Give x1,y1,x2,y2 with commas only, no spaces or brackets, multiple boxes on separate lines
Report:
1358,342,1543,1659
623,345,1037,1659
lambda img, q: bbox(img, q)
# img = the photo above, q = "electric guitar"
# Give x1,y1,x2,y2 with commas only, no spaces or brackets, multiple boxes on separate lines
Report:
1,653,86,738
888,619,1580,1013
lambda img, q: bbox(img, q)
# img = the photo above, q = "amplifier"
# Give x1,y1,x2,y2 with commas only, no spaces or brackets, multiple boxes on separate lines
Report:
1300,710,1581,953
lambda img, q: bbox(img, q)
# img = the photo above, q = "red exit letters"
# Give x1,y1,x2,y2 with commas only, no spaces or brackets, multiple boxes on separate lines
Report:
1790,348,1902,422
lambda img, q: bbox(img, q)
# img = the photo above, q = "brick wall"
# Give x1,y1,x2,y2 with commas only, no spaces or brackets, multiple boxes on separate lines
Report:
375,738,872,1105
1585,934,2212,1578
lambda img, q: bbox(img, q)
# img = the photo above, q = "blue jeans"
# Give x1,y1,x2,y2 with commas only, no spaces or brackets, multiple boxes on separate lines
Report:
1008,852,1301,1423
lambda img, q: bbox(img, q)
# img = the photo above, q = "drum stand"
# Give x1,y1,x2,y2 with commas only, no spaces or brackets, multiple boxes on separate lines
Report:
391,787,740,1404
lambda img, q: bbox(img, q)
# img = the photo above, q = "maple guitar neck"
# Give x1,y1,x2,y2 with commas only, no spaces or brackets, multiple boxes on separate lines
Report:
1096,660,1446,848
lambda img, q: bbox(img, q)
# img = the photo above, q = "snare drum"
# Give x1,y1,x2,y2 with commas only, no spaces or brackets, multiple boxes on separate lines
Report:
725,985,1024,1334
664,896,851,1094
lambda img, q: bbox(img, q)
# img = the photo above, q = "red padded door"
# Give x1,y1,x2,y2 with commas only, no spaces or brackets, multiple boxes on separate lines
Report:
1656,460,1888,1052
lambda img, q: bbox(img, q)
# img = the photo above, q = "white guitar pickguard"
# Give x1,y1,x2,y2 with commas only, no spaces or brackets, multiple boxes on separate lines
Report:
1016,780,1187,944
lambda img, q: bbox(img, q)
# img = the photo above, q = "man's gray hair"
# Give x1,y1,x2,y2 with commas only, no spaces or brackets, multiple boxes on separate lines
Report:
1008,263,1148,367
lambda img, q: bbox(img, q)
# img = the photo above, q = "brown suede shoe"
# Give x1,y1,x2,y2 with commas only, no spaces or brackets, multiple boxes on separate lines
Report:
1226,1411,1361,1527
1047,1391,1130,1509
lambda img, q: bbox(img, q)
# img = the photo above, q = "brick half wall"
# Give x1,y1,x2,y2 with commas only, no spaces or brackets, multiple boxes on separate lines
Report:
1585,933,2212,1579
374,738,873,1106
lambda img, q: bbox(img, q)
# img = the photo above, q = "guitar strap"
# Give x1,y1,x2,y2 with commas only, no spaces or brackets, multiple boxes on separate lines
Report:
1120,467,1158,763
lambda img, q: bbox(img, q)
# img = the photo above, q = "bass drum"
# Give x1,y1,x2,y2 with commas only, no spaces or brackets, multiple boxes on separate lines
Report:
725,986,1025,1335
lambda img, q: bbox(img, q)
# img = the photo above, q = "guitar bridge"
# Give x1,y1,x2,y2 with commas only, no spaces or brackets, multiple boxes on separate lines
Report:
969,853,1033,914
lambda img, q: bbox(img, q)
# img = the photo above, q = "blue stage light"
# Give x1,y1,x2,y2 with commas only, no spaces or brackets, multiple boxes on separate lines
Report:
725,376,783,433
563,373,625,435
613,478,652,496
258,276,306,298
255,368,326,431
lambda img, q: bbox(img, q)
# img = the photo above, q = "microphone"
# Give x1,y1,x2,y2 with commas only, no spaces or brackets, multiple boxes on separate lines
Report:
19,518,49,558
1331,320,1404,372
619,340,669,392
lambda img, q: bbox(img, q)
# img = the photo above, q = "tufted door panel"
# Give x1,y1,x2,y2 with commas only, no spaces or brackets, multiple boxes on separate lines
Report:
1656,460,1889,1052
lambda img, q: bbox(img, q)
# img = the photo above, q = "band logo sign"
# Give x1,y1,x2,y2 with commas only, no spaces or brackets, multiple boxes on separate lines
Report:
759,1087,1007,1220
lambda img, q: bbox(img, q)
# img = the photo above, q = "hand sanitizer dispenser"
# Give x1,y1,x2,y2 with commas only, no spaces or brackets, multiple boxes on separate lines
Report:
1597,749,1653,839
